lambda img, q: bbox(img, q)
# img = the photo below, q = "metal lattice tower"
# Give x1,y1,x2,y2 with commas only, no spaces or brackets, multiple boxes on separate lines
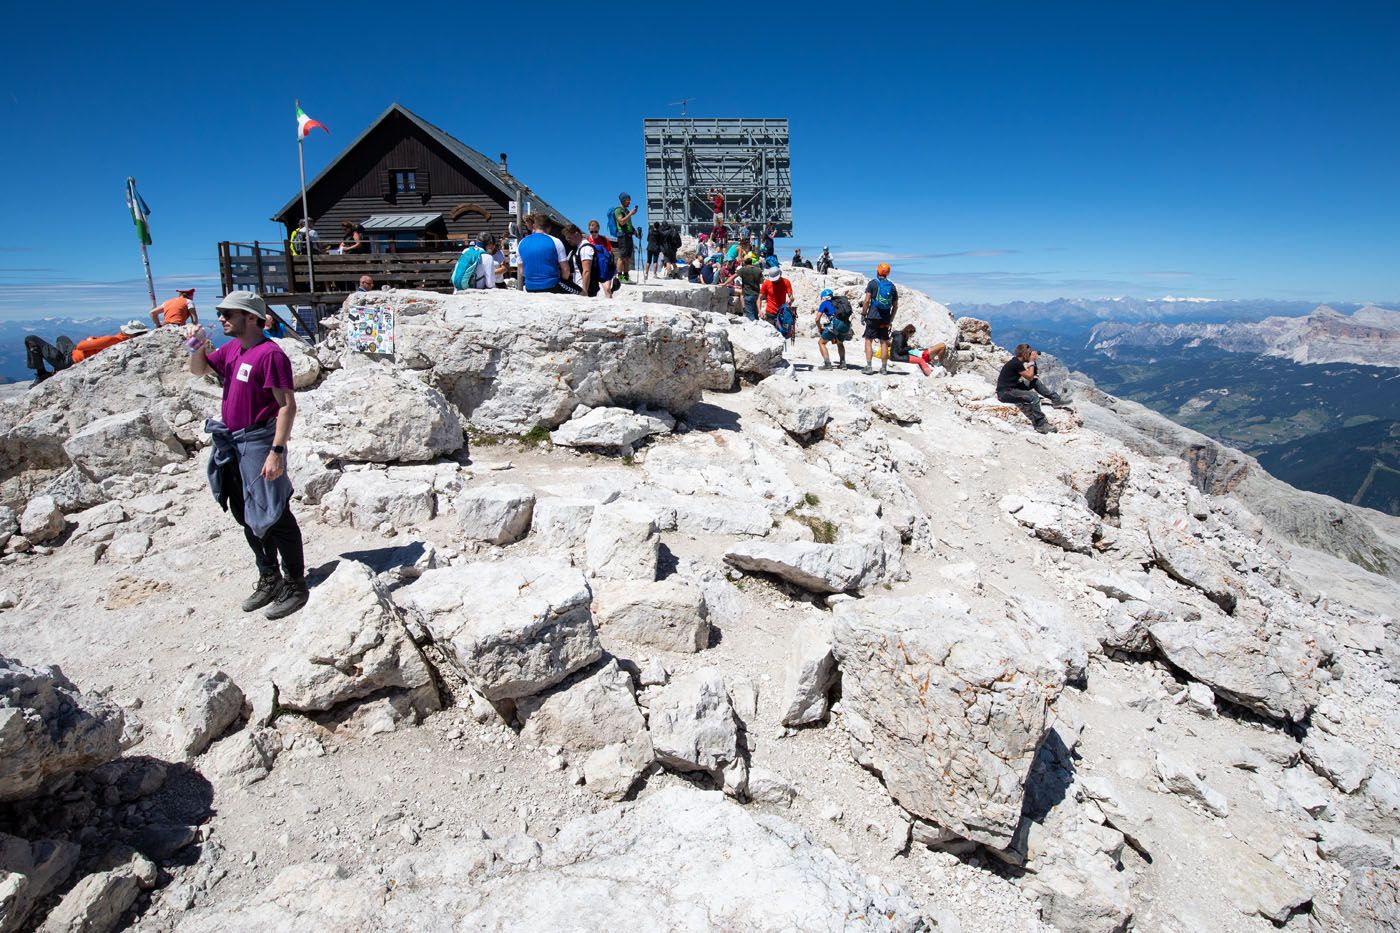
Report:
644,118,792,238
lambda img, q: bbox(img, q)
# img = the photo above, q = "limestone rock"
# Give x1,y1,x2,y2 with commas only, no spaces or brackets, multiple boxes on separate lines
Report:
593,579,710,653
298,364,463,463
550,406,674,452
871,390,923,426
204,727,281,788
286,448,340,505
648,667,746,794
166,671,245,760
754,370,830,438
320,472,434,531
1000,490,1099,554
1154,751,1229,817
1147,522,1243,613
175,788,925,931
330,290,711,434
584,499,659,582
724,539,882,594
1147,616,1322,722
747,768,798,807
956,317,992,345
779,616,837,726
37,862,141,933
0,833,79,933
0,657,125,803
832,593,1065,849
264,562,437,714
1316,820,1395,870
728,320,786,380
104,532,150,565
516,659,654,799
18,497,63,545
1301,731,1373,793
275,336,321,389
530,497,595,551
455,483,535,545
396,558,601,701
61,409,185,482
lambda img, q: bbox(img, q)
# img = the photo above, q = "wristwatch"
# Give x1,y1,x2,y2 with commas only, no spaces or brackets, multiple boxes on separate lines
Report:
271,445,286,454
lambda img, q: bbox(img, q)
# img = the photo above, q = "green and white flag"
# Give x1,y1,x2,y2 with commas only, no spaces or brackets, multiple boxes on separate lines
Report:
125,176,152,246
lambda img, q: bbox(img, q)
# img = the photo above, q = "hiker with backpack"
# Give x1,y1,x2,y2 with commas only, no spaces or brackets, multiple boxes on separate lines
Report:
452,235,494,292
815,289,853,370
760,265,797,343
607,193,641,283
860,262,898,375
564,224,618,298
645,223,662,279
662,223,681,276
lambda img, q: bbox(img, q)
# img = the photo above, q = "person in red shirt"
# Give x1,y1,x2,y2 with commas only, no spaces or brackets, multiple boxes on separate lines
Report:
150,288,198,328
758,265,796,340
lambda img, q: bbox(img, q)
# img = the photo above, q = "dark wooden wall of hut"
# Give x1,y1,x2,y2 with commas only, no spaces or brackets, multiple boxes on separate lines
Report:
276,111,513,246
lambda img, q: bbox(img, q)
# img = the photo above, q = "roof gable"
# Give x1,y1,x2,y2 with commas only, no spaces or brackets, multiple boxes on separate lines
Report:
272,103,571,226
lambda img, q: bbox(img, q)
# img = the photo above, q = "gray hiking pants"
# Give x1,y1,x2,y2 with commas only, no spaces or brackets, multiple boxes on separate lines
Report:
997,379,1060,425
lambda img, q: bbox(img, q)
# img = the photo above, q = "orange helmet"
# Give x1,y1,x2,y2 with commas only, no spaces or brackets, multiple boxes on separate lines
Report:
876,262,891,277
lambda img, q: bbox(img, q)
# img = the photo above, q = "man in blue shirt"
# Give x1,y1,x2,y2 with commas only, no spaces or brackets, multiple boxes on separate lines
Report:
518,213,577,294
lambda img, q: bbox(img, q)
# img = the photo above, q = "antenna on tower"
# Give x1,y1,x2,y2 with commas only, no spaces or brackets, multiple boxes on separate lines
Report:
668,97,695,118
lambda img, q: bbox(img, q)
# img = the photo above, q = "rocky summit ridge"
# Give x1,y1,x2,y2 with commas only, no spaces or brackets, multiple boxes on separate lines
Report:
0,271,1397,932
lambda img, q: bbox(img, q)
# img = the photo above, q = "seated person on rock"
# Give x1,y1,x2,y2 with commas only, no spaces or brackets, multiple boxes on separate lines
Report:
815,288,852,370
890,324,947,376
150,287,198,329
995,343,1071,434
24,320,149,387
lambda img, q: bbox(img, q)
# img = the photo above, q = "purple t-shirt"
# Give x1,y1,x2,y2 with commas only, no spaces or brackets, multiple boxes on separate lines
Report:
206,339,294,432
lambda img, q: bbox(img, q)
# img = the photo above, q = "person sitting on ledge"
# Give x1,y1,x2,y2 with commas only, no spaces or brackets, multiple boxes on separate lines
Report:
890,324,947,376
25,320,149,387
995,343,1071,434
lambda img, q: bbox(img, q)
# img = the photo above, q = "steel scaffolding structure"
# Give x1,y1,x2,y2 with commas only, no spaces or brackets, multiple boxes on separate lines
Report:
643,118,792,238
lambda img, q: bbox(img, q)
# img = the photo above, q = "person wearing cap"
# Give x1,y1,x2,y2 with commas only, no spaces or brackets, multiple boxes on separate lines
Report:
151,288,198,329
609,193,640,283
188,291,309,620
759,264,796,340
736,255,764,320
816,247,835,275
24,320,149,387
815,288,853,369
860,262,898,375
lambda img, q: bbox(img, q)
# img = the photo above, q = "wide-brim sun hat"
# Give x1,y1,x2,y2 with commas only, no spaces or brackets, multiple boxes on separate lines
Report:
216,290,270,318
120,320,149,336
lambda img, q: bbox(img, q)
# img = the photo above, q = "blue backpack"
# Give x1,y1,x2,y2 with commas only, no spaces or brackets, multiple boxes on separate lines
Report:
870,278,896,318
451,246,484,290
583,241,615,289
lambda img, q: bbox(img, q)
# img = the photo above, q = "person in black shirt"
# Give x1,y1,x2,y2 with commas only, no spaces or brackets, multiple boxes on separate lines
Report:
996,344,1071,433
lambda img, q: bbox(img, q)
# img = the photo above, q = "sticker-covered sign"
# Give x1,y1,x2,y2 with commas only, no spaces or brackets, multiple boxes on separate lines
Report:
346,306,395,354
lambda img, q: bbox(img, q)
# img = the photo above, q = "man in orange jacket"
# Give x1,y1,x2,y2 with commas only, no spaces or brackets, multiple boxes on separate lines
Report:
24,320,149,387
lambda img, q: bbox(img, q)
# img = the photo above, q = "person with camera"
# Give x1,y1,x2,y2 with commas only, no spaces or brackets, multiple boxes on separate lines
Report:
995,343,1072,434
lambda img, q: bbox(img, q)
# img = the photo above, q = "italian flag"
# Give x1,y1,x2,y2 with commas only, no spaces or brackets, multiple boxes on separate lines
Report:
296,104,328,140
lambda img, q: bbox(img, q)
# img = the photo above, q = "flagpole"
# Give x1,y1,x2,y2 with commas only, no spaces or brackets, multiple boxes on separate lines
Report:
296,99,316,293
128,177,158,311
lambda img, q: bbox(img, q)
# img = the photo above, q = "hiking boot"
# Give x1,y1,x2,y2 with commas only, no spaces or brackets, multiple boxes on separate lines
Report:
1034,421,1059,435
819,361,832,370
861,365,875,375
265,577,309,620
1049,395,1074,408
879,363,888,375
241,573,283,612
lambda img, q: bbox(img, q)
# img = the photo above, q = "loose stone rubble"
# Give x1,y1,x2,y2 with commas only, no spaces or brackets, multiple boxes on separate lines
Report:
1,281,1398,932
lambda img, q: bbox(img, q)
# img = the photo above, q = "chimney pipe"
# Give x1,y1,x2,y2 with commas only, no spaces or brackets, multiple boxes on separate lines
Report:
499,152,508,173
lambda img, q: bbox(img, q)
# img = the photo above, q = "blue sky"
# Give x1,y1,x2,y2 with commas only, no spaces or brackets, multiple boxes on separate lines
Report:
2,1,1397,321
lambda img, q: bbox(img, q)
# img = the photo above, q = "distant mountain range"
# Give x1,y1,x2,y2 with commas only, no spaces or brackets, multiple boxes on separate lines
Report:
1089,305,1400,368
954,297,1400,517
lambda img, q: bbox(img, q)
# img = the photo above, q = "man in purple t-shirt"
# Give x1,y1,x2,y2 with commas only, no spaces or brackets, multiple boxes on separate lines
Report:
188,291,308,619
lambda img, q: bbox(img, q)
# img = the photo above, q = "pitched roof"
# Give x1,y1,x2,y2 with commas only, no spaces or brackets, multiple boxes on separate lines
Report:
272,103,573,227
